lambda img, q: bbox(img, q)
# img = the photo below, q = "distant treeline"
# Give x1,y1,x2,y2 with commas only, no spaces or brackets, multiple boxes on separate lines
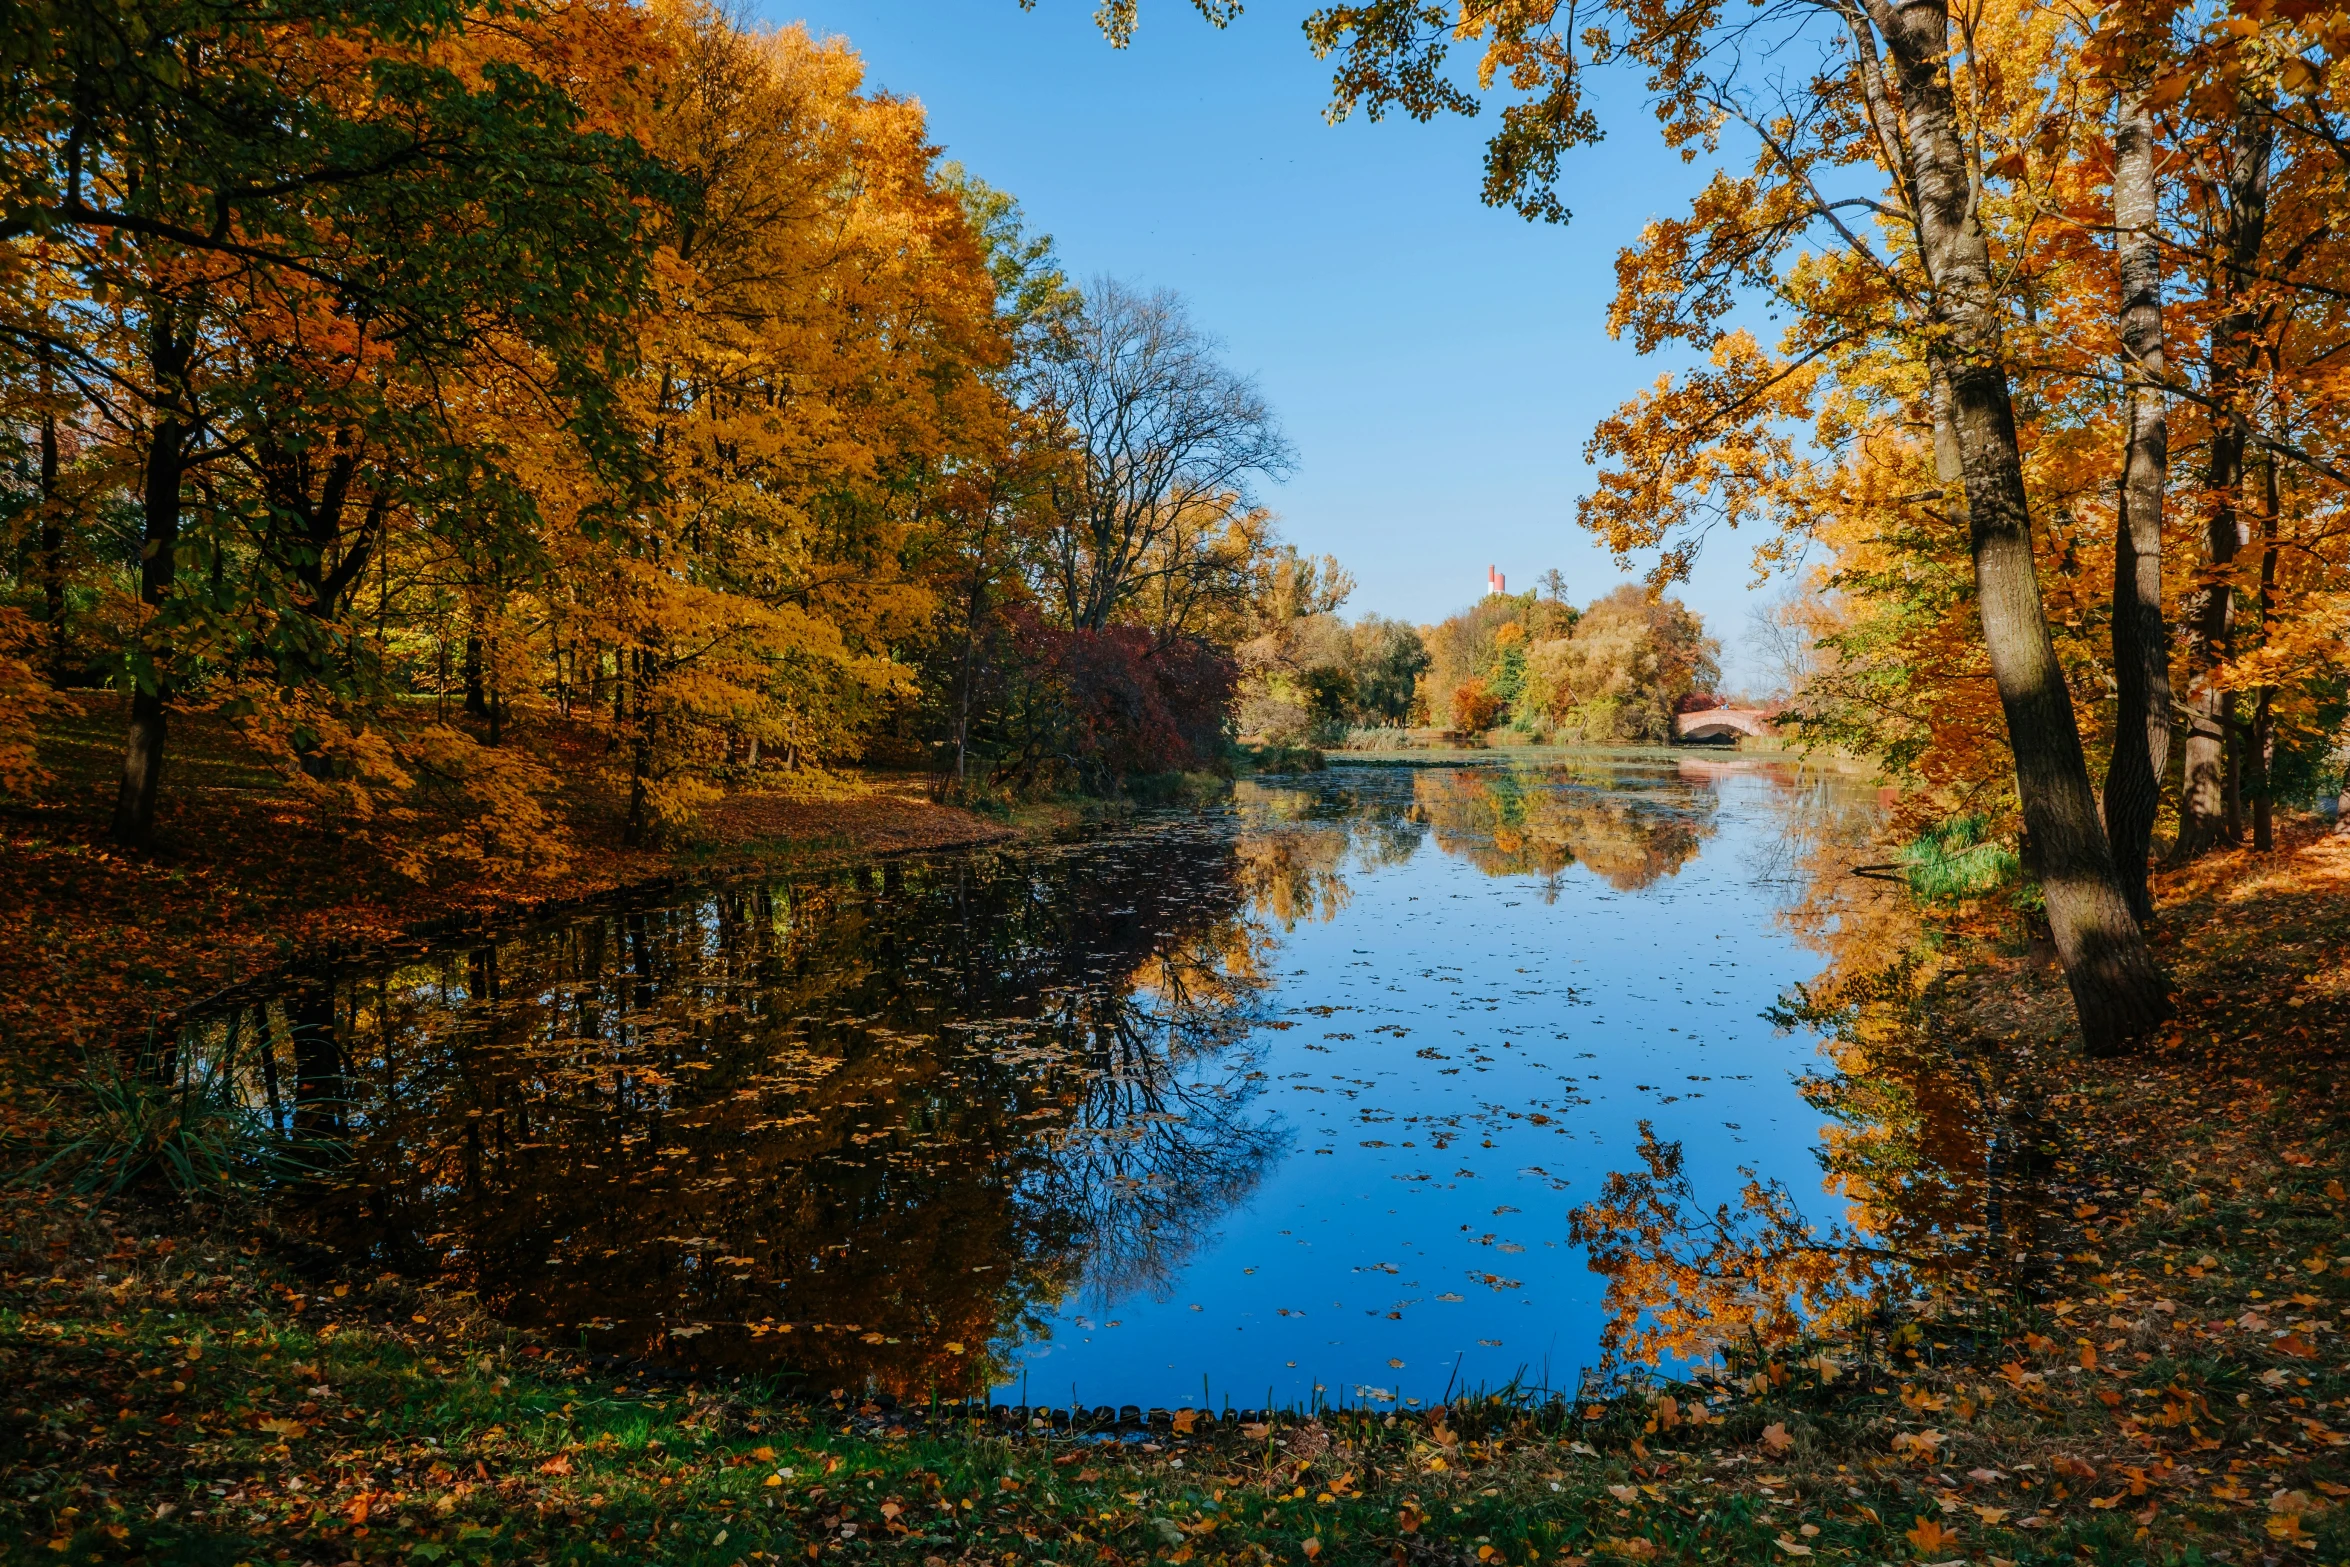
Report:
1237,581,1718,747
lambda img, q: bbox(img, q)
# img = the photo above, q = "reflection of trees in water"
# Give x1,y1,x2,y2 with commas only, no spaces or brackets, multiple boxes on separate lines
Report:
1228,779,1426,928
178,833,1283,1397
1737,764,2038,1301
1409,765,1715,891
1562,765,2056,1374
1026,920,1289,1305
1226,762,1719,913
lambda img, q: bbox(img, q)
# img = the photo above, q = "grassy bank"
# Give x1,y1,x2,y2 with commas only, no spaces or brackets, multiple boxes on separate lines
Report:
5,1056,2343,1567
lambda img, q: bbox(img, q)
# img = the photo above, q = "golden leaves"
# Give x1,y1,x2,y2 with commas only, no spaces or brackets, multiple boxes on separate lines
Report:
1579,331,1820,585
1903,1515,1960,1555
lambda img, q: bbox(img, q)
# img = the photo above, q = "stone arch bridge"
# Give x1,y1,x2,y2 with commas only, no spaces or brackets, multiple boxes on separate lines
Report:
1674,706,1780,742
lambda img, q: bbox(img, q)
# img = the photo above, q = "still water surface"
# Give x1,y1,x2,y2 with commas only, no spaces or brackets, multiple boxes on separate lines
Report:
209,754,1882,1410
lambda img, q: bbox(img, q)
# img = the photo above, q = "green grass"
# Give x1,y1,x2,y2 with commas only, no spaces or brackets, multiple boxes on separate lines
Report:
1899,815,2024,902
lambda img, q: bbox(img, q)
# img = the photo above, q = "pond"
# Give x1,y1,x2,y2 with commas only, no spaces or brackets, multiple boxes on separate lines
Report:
184,753,1885,1412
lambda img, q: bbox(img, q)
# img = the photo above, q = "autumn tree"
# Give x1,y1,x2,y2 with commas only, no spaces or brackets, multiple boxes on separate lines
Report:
0,0,661,846
1038,279,1294,634
582,4,1001,844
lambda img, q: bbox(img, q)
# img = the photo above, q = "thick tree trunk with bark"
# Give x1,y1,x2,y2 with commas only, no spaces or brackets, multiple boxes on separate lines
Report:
1871,0,2169,1053
110,313,193,847
2103,86,2172,921
2176,109,2271,860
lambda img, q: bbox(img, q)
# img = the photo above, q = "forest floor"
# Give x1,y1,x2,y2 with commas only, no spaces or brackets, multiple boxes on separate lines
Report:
1,721,2346,1564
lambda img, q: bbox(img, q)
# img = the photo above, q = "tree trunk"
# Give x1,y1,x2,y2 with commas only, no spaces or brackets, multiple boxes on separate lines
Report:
952,555,990,796
36,393,70,685
463,627,490,719
2176,108,2271,860
623,648,654,847
2102,84,2172,922
1872,0,2169,1054
110,312,193,847
2252,456,2281,852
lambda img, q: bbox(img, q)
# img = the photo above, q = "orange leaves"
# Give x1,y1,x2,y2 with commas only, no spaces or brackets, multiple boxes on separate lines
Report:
1450,680,1504,735
0,608,59,799
1903,1515,1960,1556
1566,1120,1883,1370
1578,330,1820,585
486,7,1008,841
1760,1423,1795,1456
1889,1428,1946,1463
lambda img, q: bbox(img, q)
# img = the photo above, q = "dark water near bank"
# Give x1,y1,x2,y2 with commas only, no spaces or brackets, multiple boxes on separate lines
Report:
189,754,1883,1409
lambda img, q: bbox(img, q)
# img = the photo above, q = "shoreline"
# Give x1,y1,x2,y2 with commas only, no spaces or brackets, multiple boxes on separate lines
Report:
2,752,2342,1564
0,725,1051,1066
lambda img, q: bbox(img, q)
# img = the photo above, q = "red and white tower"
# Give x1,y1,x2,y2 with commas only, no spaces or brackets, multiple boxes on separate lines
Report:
1485,565,1507,597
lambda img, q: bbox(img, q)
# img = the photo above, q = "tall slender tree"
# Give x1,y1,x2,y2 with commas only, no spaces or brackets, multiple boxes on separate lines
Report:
2103,70,2173,921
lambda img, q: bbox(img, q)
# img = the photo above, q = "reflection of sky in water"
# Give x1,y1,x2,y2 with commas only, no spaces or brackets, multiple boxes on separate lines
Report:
1010,757,1877,1408
195,753,1878,1409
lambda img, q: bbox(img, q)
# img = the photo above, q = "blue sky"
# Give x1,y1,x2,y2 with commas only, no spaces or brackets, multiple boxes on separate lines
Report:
768,0,1777,683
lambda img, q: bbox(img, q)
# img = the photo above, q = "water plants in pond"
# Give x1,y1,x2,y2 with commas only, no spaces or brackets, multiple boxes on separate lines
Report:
169,754,1882,1408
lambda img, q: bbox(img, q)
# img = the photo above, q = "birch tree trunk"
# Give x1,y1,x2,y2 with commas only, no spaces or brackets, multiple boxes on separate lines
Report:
2103,84,2172,922
1868,0,2169,1053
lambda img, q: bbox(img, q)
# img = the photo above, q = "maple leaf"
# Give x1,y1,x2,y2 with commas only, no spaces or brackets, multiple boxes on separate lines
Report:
1904,1516,1959,1554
